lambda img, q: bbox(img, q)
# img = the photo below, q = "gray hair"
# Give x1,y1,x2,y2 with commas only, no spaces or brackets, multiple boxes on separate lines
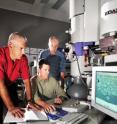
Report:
8,32,27,45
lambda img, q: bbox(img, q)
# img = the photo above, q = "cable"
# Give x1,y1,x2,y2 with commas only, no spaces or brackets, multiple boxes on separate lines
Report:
75,53,88,87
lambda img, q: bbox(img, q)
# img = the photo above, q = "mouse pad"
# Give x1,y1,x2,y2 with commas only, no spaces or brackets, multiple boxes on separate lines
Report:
46,107,68,120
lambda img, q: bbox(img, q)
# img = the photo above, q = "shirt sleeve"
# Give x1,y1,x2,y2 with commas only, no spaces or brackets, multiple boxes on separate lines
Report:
34,89,41,102
31,77,42,102
0,57,4,80
54,78,68,99
21,55,30,80
59,52,66,72
30,77,40,101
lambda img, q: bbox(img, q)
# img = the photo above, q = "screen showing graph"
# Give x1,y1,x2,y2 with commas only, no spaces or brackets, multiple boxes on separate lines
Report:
96,71,117,113
92,66,117,119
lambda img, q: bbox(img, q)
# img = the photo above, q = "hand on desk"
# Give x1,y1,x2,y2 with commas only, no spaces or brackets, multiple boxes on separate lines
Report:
44,97,63,113
54,96,63,105
9,102,42,118
26,102,43,111
43,102,56,113
9,107,25,118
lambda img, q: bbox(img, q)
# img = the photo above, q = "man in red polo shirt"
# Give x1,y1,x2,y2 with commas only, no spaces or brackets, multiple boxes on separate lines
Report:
0,32,39,124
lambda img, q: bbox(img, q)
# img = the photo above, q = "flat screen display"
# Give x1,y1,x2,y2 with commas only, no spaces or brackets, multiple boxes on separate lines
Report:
96,71,117,113
92,66,117,119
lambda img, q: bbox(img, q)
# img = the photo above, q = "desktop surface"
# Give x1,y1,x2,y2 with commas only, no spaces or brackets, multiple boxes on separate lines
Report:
8,99,105,124
61,99,89,113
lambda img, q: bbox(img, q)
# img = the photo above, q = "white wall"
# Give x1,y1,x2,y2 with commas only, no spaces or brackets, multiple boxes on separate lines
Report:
70,0,85,43
71,14,84,43
70,0,99,76
84,0,99,41
70,0,99,43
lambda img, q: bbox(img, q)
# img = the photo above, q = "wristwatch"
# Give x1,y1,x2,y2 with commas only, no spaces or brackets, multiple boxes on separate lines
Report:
27,99,34,103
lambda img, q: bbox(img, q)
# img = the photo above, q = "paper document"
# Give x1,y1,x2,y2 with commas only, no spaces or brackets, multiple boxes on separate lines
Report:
4,108,48,123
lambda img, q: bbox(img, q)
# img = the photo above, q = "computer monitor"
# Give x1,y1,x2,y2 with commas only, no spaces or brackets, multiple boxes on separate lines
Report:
91,66,117,119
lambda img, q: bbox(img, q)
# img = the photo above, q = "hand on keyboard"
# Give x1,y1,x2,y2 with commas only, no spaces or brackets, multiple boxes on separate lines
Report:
42,102,56,113
49,110,57,115
46,108,68,120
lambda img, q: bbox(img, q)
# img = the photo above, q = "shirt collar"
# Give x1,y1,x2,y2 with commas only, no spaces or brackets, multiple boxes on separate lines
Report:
37,75,49,82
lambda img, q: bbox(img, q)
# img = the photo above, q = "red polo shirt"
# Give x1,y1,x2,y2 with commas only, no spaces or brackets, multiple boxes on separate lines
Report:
0,47,30,85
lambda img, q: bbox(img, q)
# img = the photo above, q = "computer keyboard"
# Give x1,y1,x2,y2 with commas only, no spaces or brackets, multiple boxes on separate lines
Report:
61,112,88,124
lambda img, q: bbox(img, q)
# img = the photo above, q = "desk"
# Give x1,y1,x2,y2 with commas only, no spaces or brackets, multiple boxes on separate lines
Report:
5,99,105,124
18,122,50,124
17,109,105,124
82,108,105,124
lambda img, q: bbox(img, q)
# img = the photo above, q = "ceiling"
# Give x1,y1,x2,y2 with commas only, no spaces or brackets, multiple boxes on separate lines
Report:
0,0,69,22
18,0,66,10
0,0,70,48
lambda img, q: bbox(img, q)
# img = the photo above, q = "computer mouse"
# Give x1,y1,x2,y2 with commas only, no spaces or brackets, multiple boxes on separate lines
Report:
50,110,57,115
